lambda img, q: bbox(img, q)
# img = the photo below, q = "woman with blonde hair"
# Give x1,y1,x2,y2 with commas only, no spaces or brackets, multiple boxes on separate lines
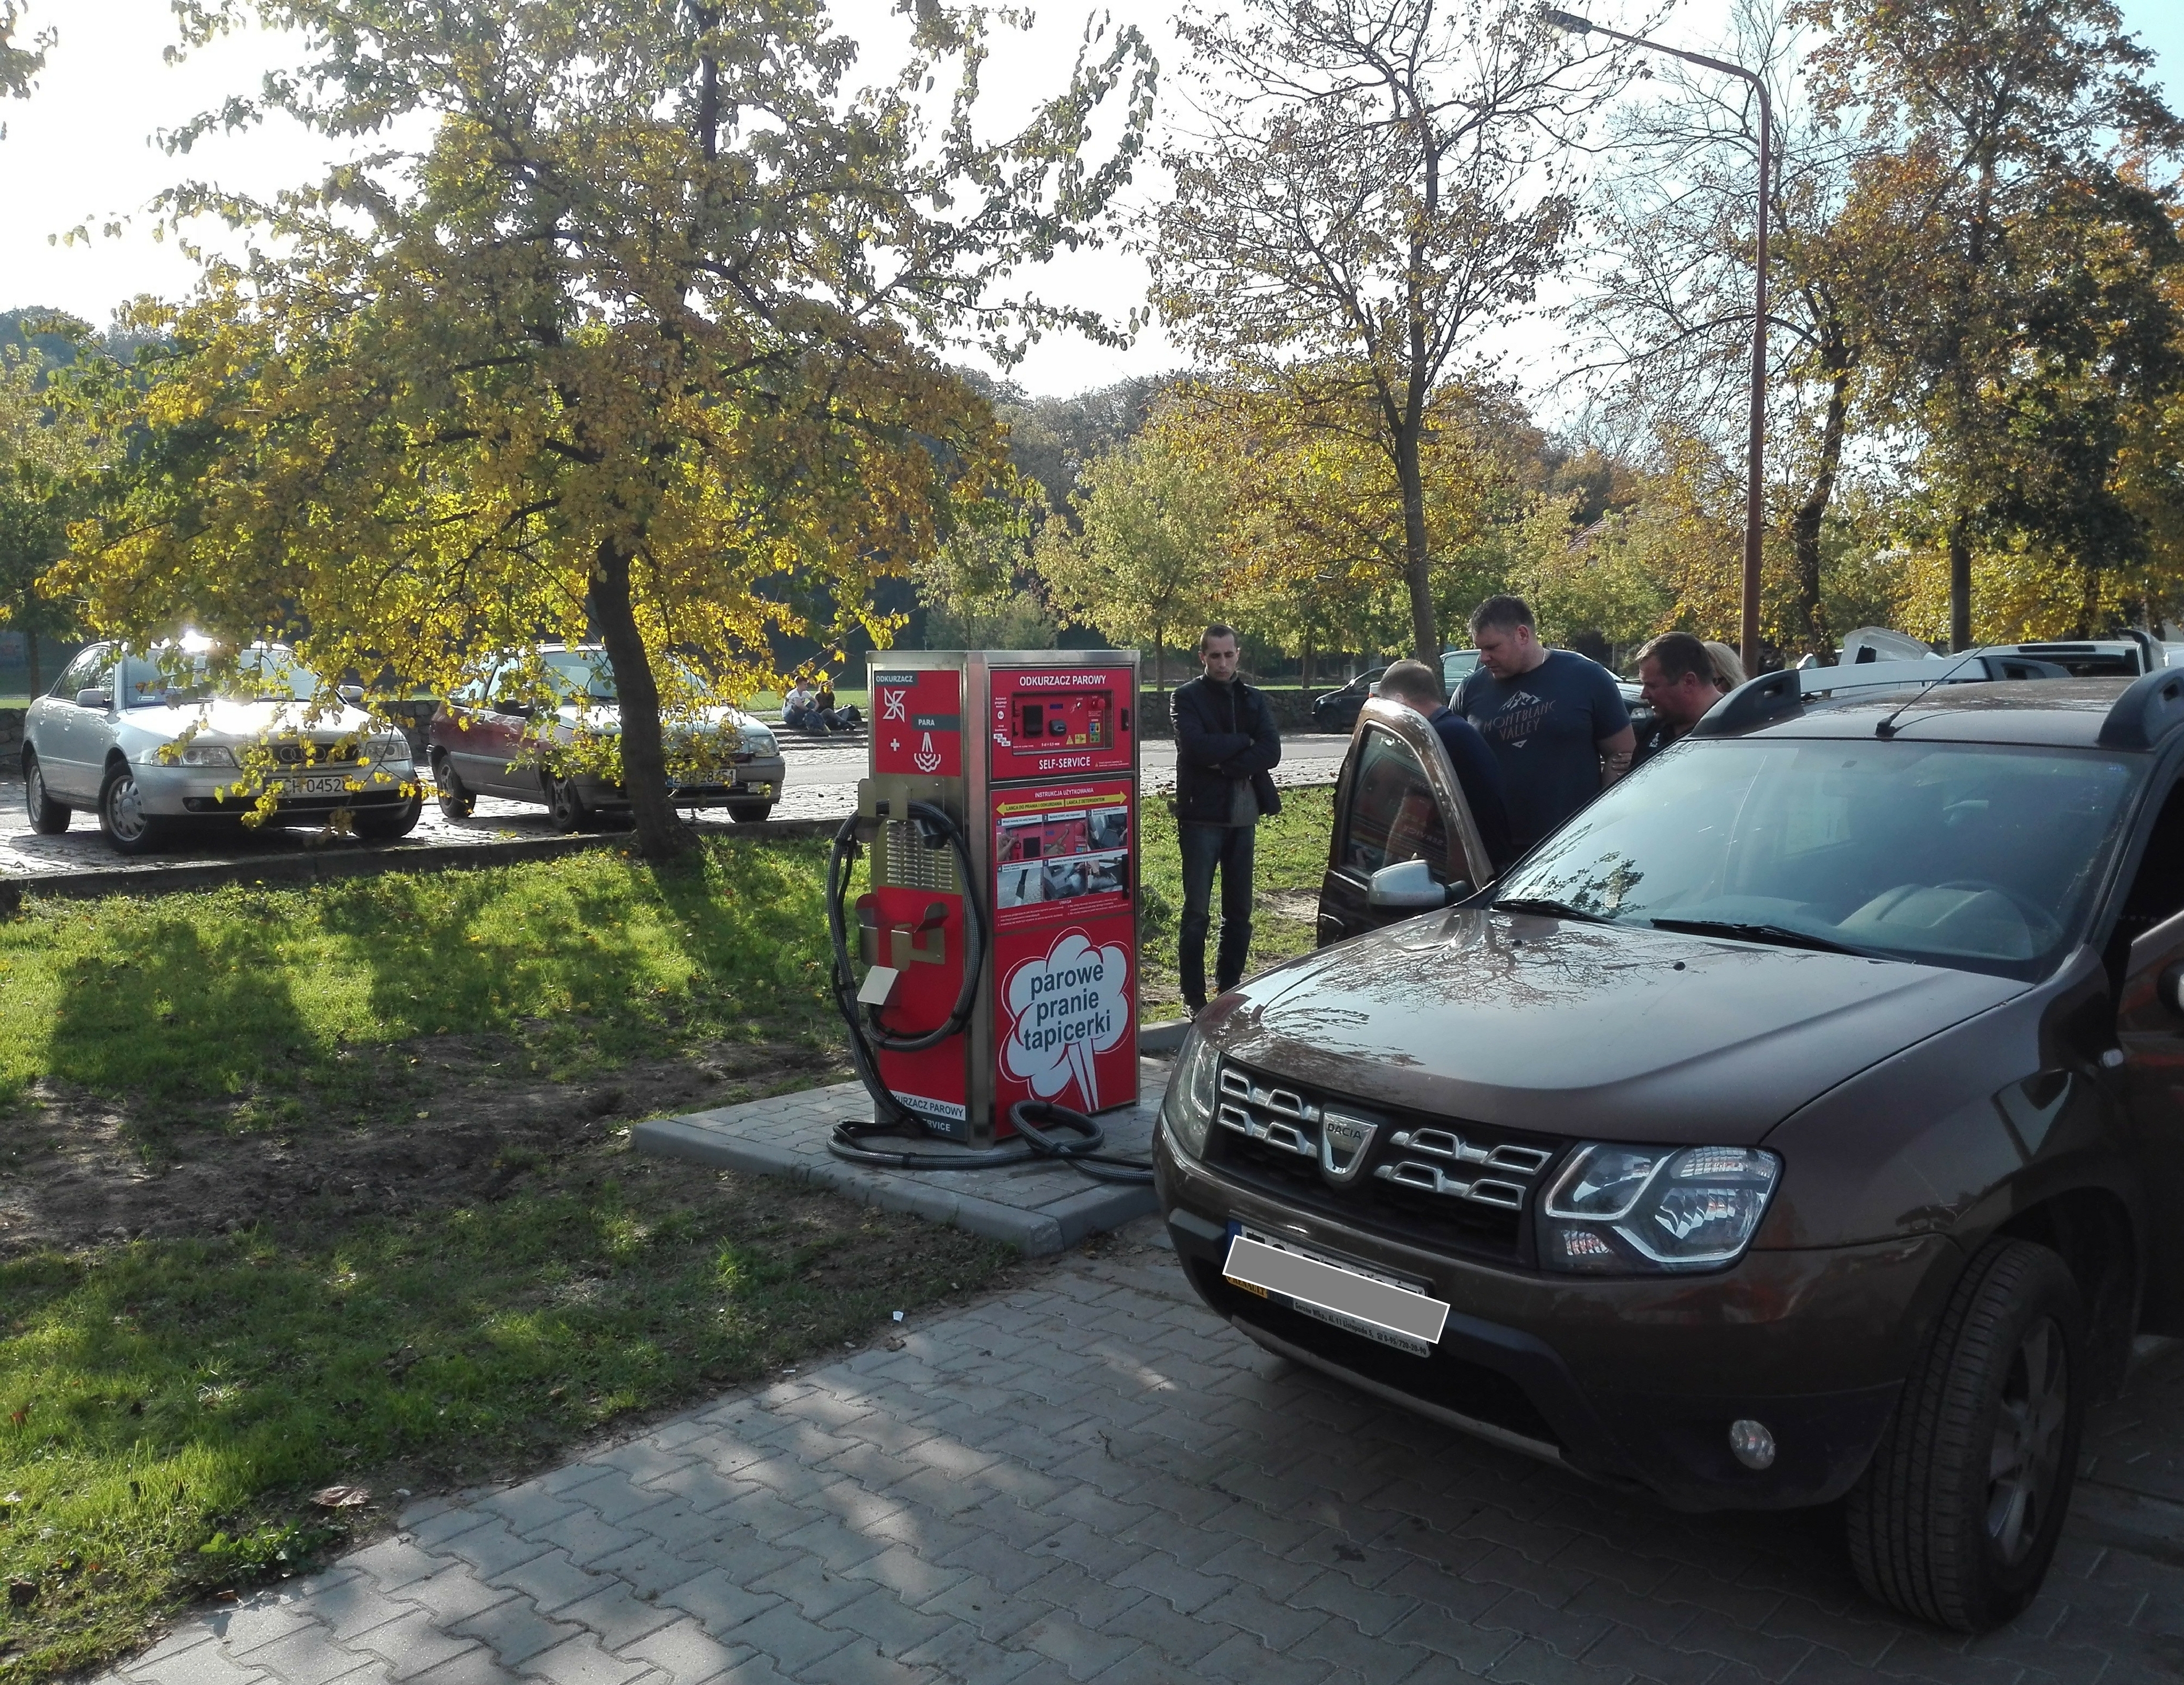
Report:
1703,640,1746,691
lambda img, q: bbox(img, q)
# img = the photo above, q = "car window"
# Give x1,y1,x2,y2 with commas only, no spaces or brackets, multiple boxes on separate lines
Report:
53,647,109,699
117,647,321,705
541,650,617,703
1496,739,2143,980
1340,727,1451,881
2117,776,2184,944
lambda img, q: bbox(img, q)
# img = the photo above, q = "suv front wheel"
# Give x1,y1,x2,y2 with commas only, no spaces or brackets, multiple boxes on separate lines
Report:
1847,1238,2084,1631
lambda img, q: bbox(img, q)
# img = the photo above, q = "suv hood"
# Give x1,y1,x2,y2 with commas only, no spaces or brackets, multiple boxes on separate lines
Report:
1208,909,2024,1145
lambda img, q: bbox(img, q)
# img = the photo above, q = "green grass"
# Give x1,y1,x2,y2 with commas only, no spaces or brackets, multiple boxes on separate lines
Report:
0,1174,1007,1683
0,836,842,1122
1136,786,1334,1020
0,790,1336,1681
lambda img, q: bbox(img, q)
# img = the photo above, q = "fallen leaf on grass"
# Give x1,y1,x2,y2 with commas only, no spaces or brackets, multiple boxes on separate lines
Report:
7,1406,26,1428
309,1485,372,1509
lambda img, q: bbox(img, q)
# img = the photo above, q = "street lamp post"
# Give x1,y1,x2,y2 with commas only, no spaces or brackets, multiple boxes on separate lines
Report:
1543,8,1771,679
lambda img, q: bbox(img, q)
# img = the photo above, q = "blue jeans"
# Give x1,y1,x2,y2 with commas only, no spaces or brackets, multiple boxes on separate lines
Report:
1178,820,1256,1007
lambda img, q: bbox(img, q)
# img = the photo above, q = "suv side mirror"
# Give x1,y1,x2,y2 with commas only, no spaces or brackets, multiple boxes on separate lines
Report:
1367,859,1454,910
76,688,112,711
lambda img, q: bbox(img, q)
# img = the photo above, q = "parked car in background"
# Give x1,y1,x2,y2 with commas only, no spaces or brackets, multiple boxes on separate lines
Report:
427,645,785,829
1310,667,1388,733
1165,657,2184,1630
20,637,421,855
1838,625,2184,677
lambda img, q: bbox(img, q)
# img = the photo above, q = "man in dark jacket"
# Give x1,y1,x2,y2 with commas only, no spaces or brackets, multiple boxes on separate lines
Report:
1171,624,1283,1014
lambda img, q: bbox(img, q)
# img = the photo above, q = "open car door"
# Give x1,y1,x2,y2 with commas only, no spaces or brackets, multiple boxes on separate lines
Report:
1316,697,1495,948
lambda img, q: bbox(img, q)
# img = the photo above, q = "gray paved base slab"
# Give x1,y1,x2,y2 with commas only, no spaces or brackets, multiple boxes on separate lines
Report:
96,1223,2184,1685
632,1066,1170,1256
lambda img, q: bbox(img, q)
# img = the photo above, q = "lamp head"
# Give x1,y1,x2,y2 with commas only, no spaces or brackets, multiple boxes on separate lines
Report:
1540,7,1593,32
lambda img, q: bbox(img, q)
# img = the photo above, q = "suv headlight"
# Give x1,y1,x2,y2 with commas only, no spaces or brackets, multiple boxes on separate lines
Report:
1161,1029,1221,1160
1540,1144,1780,1272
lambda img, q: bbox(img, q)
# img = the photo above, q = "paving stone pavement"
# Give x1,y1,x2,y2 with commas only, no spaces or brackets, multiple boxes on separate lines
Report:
94,1221,2184,1685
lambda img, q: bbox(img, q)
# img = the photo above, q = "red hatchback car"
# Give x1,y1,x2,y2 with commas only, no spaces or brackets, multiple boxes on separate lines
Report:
426,646,787,830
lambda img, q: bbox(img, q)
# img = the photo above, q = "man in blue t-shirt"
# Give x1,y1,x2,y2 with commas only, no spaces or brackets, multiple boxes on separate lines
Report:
1453,595,1634,852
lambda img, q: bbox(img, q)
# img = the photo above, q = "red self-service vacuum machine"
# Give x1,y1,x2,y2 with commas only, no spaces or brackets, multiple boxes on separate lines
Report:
825,650,1142,1155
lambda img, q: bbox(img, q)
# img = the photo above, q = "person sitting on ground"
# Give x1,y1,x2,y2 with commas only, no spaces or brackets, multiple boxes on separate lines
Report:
1375,659,1516,875
811,675,862,733
1632,632,1725,768
782,675,822,731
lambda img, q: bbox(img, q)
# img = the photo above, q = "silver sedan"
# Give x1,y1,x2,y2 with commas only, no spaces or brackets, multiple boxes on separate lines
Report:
22,639,422,855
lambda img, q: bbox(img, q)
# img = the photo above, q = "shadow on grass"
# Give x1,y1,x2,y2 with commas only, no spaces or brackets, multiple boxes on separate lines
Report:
0,1167,1008,1685
37,907,321,1121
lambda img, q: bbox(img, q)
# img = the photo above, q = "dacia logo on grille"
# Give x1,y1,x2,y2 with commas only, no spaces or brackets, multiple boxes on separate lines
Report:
1319,1113,1377,1185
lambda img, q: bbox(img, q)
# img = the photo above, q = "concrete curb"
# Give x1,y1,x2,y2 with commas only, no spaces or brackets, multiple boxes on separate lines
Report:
633,1067,1169,1256
2,814,846,902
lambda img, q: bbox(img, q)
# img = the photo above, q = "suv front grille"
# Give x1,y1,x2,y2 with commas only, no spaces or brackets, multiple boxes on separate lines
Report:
1208,1060,1566,1265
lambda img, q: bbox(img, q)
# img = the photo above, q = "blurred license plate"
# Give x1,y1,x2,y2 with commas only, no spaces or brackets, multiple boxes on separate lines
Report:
1223,1226,1448,1356
275,774,352,796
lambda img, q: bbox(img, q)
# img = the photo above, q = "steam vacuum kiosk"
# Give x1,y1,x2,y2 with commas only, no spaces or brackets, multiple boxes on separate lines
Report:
826,650,1151,1182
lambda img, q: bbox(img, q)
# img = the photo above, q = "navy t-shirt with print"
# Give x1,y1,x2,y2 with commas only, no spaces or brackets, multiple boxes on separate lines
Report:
1454,650,1631,850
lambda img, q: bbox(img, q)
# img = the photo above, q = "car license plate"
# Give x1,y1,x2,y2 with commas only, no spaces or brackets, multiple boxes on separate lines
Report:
1223,1226,1449,1357
275,774,353,796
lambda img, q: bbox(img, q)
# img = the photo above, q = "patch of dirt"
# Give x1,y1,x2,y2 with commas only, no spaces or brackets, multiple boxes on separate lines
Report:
0,1037,850,1258
1261,889,1320,924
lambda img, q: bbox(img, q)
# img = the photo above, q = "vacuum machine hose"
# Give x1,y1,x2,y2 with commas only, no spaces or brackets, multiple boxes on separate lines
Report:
824,807,1152,1185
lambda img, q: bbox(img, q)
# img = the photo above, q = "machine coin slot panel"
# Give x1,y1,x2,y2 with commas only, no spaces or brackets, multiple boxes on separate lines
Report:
989,668,1134,775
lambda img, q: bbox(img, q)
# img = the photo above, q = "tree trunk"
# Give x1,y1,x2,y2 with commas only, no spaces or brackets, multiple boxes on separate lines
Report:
1948,514,1973,651
1301,631,1314,692
1789,368,1851,660
1395,419,1434,664
1152,628,1165,699
2073,566,2102,640
589,536,692,860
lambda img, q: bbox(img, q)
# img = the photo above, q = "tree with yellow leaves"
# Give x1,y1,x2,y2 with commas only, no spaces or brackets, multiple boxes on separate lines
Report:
61,0,1154,857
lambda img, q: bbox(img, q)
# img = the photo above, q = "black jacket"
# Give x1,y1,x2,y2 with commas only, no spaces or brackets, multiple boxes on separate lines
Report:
1171,675,1283,824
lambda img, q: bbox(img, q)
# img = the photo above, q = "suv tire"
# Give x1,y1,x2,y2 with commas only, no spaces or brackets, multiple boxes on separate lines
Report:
1847,1238,2084,1631
98,760,170,856
23,752,70,834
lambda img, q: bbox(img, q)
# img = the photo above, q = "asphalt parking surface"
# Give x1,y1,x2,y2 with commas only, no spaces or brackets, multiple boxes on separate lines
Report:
0,735,1357,888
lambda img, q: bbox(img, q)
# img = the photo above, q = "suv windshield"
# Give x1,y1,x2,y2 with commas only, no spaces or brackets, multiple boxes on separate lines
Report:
120,647,322,706
1494,739,2142,978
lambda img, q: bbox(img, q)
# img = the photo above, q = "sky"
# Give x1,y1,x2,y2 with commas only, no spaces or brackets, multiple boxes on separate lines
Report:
1,0,2180,404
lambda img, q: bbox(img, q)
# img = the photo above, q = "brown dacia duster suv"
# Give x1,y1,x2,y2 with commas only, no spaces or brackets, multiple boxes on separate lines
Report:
1156,661,2184,1633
